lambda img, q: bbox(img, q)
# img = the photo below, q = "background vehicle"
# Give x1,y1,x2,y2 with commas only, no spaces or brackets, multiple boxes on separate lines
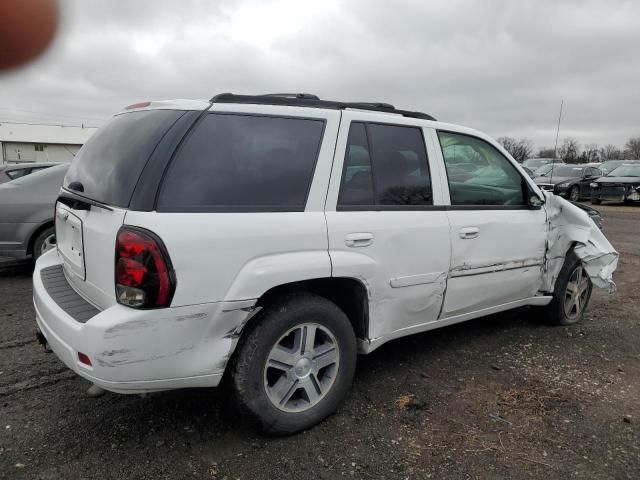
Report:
0,164,69,259
32,94,615,435
599,159,638,175
0,162,59,184
590,163,640,204
522,158,563,170
533,163,565,177
533,164,602,201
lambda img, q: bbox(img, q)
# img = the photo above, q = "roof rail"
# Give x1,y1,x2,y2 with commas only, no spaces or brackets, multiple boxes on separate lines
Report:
209,93,436,121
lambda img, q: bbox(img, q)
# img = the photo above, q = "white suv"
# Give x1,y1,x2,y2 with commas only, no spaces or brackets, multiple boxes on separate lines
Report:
33,93,617,434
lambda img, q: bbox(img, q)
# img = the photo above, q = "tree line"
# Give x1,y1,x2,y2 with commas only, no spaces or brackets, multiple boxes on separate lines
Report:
497,136,640,164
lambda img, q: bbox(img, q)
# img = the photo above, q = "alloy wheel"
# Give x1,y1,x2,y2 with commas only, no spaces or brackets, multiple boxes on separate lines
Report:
263,323,339,413
564,264,589,322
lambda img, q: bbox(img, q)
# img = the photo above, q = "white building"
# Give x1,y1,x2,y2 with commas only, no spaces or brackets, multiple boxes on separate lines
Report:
0,122,98,164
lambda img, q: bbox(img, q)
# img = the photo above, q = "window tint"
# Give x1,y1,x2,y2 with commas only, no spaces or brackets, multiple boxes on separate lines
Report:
158,114,324,211
438,131,525,206
337,124,374,205
64,110,184,207
338,122,432,208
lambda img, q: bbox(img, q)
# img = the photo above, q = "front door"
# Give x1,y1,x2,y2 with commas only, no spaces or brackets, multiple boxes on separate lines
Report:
434,130,547,317
325,115,451,341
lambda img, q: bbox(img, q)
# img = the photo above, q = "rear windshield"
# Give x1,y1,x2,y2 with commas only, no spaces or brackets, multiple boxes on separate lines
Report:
157,113,325,212
64,110,184,207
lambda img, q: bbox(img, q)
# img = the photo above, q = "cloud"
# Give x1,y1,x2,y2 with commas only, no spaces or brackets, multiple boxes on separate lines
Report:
1,0,638,149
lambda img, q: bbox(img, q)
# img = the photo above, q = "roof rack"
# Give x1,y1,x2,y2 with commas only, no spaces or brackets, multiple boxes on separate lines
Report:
209,93,436,121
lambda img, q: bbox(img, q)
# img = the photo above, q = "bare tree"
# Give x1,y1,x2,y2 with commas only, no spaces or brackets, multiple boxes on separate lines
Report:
600,144,622,161
497,136,534,163
537,147,556,158
558,137,579,163
578,144,600,163
624,137,640,159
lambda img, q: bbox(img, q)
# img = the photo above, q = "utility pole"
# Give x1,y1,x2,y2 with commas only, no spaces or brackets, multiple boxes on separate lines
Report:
550,100,563,186
552,100,563,160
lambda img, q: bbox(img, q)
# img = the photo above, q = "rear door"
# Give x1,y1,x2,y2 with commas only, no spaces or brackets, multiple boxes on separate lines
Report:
325,113,451,341
57,109,187,309
433,130,547,317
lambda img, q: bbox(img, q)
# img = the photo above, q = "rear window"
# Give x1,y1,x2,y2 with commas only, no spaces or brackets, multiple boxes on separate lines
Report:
64,110,184,207
8,163,68,186
157,113,325,212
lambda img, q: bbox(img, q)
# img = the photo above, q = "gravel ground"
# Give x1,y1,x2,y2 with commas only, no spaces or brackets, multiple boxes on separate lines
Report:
0,204,638,479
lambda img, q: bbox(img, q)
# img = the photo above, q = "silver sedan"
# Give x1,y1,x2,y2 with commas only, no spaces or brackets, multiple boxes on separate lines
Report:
0,164,69,259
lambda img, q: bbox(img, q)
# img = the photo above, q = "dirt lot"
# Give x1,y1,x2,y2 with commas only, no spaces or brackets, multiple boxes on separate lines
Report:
0,204,638,479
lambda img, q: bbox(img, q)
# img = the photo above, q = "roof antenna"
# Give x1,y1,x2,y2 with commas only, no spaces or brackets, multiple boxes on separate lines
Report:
550,99,563,188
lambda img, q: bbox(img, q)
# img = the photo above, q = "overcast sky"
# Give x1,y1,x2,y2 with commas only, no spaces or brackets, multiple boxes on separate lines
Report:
1,0,638,150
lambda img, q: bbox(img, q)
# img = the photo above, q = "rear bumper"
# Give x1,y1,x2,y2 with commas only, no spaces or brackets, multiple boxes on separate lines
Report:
33,250,254,393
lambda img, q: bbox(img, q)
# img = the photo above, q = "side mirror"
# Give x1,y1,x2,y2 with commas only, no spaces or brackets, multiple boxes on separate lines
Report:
529,194,544,209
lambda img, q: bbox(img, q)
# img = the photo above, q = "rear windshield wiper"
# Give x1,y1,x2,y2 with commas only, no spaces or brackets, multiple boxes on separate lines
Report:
58,189,114,212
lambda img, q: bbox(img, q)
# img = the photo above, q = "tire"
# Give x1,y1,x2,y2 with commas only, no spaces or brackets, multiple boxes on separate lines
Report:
231,293,357,435
543,250,592,325
569,185,580,202
591,197,601,205
33,227,56,260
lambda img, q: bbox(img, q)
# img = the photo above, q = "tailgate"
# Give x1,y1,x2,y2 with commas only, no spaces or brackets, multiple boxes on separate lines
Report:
55,201,127,310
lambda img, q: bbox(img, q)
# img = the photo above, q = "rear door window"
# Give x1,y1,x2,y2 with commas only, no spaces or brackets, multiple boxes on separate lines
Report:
338,122,432,208
157,113,325,212
64,110,184,207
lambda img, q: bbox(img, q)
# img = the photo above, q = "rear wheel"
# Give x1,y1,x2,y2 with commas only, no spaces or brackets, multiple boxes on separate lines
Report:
33,227,56,260
231,293,357,435
543,250,592,325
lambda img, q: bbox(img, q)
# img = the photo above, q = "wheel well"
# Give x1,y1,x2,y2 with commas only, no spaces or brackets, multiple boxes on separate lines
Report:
255,277,370,340
27,221,54,256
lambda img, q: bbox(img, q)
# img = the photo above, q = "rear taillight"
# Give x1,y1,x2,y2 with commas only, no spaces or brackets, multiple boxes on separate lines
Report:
115,226,175,308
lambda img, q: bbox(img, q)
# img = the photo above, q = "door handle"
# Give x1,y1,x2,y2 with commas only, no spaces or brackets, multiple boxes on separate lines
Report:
459,227,480,239
345,232,374,247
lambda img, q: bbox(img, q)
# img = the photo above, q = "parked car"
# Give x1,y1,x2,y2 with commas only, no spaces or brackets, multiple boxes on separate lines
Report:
599,159,638,175
522,158,563,170
532,163,564,177
0,164,69,259
590,163,640,204
33,94,617,434
0,162,59,184
522,166,535,177
533,164,603,201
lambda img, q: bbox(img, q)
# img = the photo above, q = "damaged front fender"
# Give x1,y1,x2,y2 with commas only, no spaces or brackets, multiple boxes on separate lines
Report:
541,193,618,293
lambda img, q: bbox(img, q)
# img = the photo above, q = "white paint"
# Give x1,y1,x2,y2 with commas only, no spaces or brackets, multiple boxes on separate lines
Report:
33,101,618,394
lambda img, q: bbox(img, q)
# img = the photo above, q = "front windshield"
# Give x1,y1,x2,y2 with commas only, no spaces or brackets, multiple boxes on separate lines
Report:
600,161,625,174
545,166,584,177
607,165,640,177
535,164,556,175
7,163,69,186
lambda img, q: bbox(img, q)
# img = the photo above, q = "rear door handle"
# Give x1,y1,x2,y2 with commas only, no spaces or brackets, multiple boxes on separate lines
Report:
345,232,374,247
459,227,480,239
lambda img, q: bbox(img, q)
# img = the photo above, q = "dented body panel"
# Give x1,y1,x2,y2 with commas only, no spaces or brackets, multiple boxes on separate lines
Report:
33,101,618,394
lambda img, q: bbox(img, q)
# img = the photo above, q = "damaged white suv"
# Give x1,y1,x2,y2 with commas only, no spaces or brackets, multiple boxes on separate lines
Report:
33,93,618,434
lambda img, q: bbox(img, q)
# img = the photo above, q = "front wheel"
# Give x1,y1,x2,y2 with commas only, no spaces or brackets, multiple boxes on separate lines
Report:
231,293,357,435
544,251,592,325
569,185,580,202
